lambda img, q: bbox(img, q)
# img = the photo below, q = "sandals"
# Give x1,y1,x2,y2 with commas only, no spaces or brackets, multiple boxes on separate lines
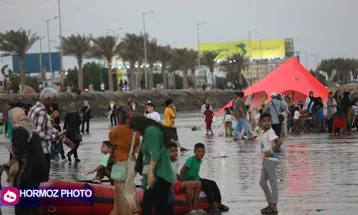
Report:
261,206,278,214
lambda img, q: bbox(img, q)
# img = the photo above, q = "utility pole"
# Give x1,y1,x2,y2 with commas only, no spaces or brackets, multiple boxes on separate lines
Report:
197,22,206,86
44,16,58,78
39,36,45,83
58,0,64,85
142,11,153,90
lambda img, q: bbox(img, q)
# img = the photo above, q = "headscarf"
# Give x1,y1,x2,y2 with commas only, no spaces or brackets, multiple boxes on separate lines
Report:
8,107,33,140
68,103,77,113
129,116,170,143
84,101,90,107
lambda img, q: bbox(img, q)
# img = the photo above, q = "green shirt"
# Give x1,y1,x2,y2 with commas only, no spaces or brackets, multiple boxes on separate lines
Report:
234,98,247,118
101,154,110,168
141,126,175,188
183,156,202,180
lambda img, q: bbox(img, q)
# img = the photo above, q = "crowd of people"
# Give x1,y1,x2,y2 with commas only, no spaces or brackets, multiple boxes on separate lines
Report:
219,90,358,140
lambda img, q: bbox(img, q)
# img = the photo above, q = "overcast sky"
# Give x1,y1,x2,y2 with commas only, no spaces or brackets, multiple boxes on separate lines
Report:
0,0,356,70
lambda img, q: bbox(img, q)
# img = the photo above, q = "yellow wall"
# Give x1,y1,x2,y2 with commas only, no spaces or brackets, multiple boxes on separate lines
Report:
199,39,285,60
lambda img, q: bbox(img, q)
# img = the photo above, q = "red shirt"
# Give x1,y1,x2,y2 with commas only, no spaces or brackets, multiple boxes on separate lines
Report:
204,109,214,122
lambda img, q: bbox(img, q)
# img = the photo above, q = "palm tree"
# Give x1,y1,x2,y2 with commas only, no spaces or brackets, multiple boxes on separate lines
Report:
201,51,221,87
221,53,248,88
117,33,143,90
170,48,198,89
157,45,172,89
147,38,159,89
61,34,91,90
90,36,118,91
0,29,39,86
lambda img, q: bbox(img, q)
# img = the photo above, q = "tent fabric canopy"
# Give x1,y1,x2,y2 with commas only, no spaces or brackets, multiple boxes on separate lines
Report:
215,57,330,116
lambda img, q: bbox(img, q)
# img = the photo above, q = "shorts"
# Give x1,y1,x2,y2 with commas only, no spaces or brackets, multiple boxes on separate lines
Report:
173,182,182,193
168,127,179,141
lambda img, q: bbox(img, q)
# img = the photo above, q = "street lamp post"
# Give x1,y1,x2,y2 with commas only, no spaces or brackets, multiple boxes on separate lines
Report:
197,22,206,87
143,11,154,90
39,36,45,83
105,28,123,37
45,16,58,78
58,0,64,85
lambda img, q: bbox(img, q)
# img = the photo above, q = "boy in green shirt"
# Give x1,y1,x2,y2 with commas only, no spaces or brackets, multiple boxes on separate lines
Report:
180,143,229,213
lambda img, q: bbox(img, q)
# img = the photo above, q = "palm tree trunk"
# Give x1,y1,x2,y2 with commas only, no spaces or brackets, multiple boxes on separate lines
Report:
182,69,189,89
191,68,196,89
77,58,83,90
19,57,26,86
162,65,167,89
107,59,114,91
210,69,215,88
149,65,154,89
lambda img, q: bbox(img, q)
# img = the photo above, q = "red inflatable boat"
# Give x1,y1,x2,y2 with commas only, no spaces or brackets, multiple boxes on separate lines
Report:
40,180,210,215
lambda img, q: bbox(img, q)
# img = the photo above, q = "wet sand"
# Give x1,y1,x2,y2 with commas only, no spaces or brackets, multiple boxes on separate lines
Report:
1,112,358,215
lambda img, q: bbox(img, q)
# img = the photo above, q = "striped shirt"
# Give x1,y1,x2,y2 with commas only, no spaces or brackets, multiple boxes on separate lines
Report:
28,102,66,153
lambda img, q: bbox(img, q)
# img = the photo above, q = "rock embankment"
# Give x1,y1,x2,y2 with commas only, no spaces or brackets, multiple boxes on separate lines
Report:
0,90,235,116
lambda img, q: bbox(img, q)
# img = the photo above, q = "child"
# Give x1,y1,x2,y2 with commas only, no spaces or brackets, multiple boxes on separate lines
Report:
204,105,214,136
87,141,113,184
317,105,326,132
347,102,355,133
222,108,236,137
0,111,3,134
169,142,205,215
50,117,66,160
180,143,229,213
258,113,282,214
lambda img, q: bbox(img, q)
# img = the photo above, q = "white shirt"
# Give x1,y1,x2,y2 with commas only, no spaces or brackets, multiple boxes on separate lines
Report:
258,128,279,161
146,111,161,122
294,111,300,120
224,114,236,122
353,105,358,115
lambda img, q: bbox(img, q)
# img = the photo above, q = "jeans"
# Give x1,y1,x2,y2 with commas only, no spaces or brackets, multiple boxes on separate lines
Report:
259,159,278,204
50,142,65,159
233,118,250,138
110,114,117,127
142,177,172,215
327,118,333,133
200,178,222,205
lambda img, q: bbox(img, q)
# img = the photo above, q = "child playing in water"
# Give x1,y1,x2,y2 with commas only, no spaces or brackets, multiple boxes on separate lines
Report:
204,105,214,136
180,143,229,213
223,108,236,137
87,141,113,184
169,142,205,215
258,113,282,214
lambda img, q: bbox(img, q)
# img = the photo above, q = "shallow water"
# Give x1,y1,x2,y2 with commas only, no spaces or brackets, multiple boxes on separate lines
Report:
1,112,358,215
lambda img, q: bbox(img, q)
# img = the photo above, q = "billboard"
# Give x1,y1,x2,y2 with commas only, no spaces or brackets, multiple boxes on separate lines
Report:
199,39,285,60
12,52,61,73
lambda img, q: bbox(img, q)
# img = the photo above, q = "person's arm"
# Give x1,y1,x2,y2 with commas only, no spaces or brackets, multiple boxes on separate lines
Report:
87,164,105,175
145,127,161,187
171,106,177,116
34,109,55,141
179,166,187,181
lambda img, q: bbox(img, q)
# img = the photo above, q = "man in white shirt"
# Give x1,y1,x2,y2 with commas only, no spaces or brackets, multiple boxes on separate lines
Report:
146,102,161,122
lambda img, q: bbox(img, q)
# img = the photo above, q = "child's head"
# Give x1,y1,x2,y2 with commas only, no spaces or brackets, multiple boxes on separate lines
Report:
260,112,272,130
224,108,231,115
194,143,206,160
169,142,178,162
295,105,299,111
259,109,263,115
101,141,113,154
205,104,210,110
245,105,250,110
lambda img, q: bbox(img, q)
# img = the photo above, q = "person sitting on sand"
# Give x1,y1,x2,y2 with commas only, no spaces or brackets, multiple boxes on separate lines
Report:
169,142,205,215
180,143,229,213
87,141,113,184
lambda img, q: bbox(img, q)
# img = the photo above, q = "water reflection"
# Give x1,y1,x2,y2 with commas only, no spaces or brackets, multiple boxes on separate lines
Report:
0,114,358,215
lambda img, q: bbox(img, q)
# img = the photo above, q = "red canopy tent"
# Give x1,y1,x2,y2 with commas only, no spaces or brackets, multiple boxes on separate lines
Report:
215,57,330,116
